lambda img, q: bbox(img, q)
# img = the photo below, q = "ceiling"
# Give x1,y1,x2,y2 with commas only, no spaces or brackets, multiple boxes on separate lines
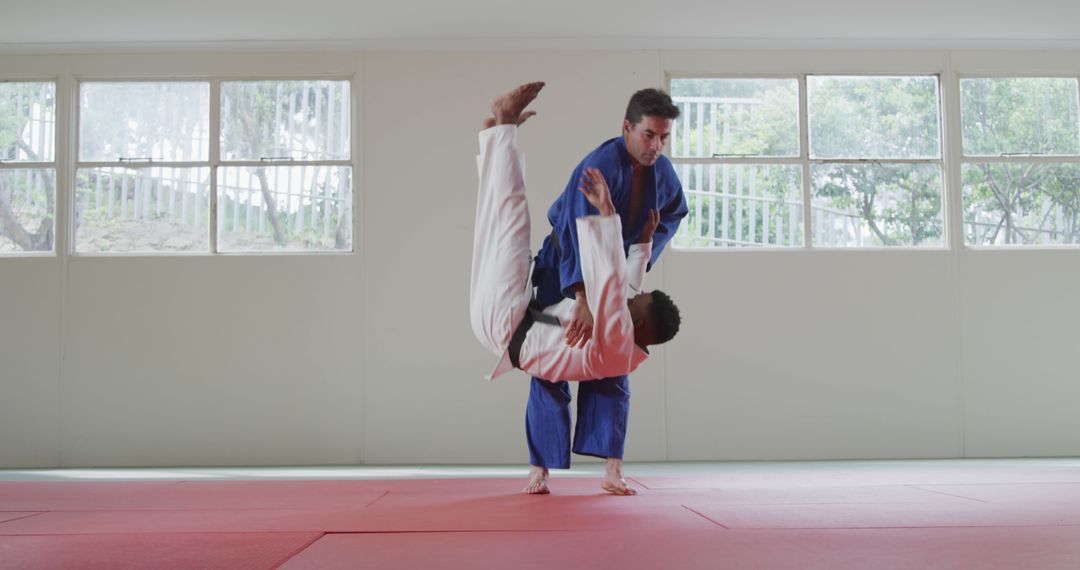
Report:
3,0,1080,52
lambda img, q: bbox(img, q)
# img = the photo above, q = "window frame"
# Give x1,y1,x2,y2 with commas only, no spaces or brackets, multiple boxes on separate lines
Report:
668,72,948,250
956,73,1080,248
71,73,356,257
0,76,60,257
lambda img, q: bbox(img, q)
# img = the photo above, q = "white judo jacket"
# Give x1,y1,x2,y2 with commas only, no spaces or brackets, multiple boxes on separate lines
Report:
488,218,651,382
470,124,651,383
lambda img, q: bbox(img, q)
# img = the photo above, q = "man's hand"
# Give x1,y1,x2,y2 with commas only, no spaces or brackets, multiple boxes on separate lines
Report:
637,208,659,244
577,168,616,216
564,295,594,348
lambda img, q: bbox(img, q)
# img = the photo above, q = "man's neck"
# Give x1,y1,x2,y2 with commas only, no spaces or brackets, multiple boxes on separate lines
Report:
621,135,647,176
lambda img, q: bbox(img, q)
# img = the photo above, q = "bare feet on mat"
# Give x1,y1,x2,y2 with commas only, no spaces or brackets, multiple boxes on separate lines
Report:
492,82,545,126
601,458,637,496
524,465,550,494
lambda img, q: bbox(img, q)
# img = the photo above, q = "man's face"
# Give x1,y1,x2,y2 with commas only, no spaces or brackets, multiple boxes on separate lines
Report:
622,115,673,167
630,293,652,343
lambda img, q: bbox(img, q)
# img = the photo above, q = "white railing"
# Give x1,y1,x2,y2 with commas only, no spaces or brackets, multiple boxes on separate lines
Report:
76,81,352,240
672,95,1080,247
78,167,350,239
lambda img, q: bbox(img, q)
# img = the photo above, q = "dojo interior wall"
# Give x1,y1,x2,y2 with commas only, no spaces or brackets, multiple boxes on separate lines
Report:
2,49,1079,468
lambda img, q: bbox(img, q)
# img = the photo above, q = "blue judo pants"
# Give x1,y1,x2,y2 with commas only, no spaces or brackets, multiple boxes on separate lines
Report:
526,375,630,468
526,256,631,469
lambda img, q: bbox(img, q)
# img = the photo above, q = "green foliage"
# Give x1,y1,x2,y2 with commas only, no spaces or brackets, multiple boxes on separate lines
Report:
0,169,53,251
672,78,799,157
963,163,1080,244
0,83,54,161
814,164,943,246
675,164,804,247
959,79,1080,244
221,81,348,160
809,76,940,159
0,96,17,159
218,183,349,250
2,80,355,252
673,76,1080,247
961,78,1080,156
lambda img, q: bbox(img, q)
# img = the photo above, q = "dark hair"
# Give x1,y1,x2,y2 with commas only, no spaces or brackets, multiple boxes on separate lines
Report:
624,88,680,126
647,289,681,345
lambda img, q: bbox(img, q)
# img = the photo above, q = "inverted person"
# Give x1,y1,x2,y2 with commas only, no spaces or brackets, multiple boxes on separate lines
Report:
469,82,681,390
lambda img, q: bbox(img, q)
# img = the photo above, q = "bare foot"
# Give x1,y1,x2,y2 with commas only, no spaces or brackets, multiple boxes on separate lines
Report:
492,82,545,125
601,458,637,496
516,110,537,126
524,465,550,495
481,111,536,131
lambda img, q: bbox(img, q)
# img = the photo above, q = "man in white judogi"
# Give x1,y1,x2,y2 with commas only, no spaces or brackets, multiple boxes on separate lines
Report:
470,82,681,386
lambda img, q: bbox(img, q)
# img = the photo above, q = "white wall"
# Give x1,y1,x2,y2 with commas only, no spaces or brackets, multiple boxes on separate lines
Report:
2,49,1080,468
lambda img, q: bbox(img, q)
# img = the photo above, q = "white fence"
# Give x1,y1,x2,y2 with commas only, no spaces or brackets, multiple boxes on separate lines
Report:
74,80,353,250
671,95,1079,247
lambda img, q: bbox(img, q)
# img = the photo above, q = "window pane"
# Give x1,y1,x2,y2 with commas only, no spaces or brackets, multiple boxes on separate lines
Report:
674,163,803,248
79,82,210,162
809,76,941,159
74,167,210,253
218,166,352,252
0,169,54,253
671,78,799,158
810,164,944,247
221,80,350,161
960,78,1080,156
962,162,1080,245
0,82,55,162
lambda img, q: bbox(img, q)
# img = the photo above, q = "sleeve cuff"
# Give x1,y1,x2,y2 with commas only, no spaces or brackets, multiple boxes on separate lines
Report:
628,241,652,258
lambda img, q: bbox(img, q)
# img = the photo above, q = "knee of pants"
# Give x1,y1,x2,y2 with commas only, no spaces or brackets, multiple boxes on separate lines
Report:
529,377,572,407
579,376,630,401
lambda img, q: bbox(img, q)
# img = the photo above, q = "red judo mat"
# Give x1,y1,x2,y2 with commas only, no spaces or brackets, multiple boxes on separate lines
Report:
3,465,1080,569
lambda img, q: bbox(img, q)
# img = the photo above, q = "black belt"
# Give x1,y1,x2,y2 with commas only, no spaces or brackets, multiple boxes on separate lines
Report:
509,300,561,370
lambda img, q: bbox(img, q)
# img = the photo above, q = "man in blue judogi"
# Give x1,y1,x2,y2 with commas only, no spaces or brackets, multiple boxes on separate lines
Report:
526,88,688,495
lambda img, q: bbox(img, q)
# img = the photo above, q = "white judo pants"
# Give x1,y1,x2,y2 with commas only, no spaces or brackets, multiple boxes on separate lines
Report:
469,125,533,358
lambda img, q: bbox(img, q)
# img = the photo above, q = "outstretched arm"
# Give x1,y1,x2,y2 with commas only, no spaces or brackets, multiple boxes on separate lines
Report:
577,167,616,217
562,167,615,347
575,212,635,379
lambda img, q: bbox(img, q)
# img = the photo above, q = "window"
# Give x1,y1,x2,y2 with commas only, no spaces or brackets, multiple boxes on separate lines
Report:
0,81,56,254
671,75,945,248
74,79,352,254
808,75,944,247
671,78,803,248
960,77,1080,246
76,82,210,253
218,80,352,252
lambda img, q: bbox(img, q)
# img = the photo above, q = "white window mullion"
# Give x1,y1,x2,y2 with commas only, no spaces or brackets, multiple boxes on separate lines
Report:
0,162,54,169
214,160,353,168
961,155,1080,164
53,74,69,258
674,156,802,165
798,74,812,249
75,161,212,169
210,79,221,254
